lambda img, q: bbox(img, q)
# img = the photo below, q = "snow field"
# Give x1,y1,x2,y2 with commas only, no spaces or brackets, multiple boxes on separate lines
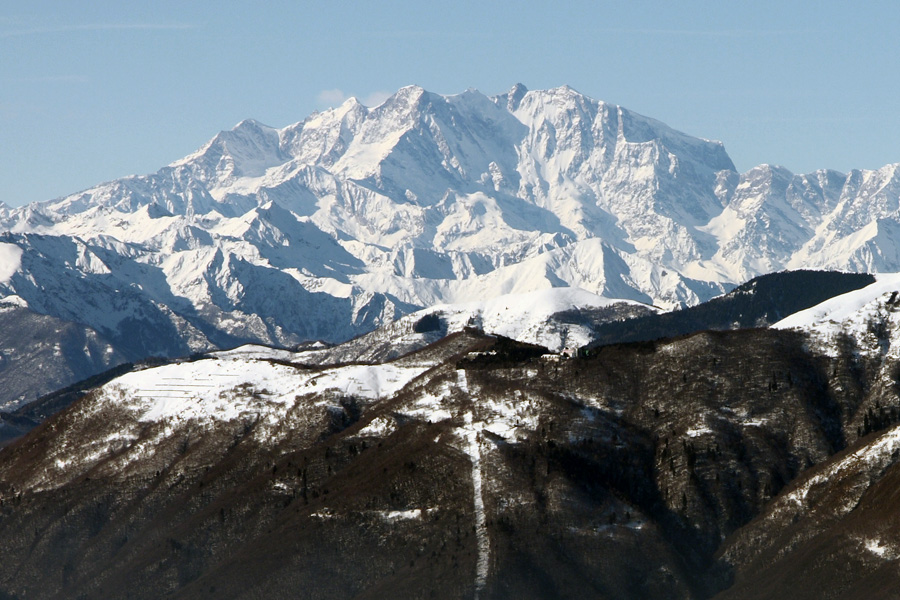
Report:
102,357,431,425
21,356,434,491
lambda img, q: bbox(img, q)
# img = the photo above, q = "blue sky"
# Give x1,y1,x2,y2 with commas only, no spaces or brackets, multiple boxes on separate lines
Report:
2,0,899,207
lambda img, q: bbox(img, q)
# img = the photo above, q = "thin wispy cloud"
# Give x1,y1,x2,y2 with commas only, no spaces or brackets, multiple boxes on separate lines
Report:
595,27,824,38
0,22,195,39
317,89,347,107
317,89,395,109
367,26,819,40
368,29,492,40
4,75,89,84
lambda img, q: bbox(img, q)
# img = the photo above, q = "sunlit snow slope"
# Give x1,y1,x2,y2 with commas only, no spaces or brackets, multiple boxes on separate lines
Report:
0,84,899,386
774,273,900,357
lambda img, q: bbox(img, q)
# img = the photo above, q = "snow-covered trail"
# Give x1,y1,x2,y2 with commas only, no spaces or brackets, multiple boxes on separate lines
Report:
458,370,490,598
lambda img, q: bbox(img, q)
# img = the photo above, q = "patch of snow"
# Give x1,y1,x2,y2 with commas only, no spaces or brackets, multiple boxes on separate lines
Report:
379,509,423,522
357,415,396,437
272,481,293,493
477,393,541,440
400,381,456,423
686,426,713,438
309,363,428,400
858,536,900,560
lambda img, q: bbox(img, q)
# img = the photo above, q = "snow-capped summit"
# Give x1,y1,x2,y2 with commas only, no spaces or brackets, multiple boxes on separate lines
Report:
1,84,900,407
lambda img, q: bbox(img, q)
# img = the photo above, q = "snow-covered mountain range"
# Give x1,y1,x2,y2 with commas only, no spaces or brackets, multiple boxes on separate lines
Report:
2,84,900,403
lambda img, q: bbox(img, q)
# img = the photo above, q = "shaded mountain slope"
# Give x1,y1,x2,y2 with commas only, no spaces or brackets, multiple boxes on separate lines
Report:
0,300,130,414
0,317,896,597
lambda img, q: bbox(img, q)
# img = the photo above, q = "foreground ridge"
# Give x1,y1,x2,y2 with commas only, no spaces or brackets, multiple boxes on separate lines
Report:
0,273,898,596
3,274,900,597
